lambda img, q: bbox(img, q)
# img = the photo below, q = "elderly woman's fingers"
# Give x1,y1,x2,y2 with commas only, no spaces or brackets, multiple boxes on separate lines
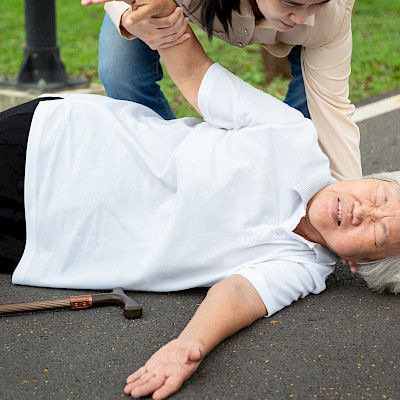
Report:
126,374,166,398
124,371,156,393
126,366,147,384
152,375,184,400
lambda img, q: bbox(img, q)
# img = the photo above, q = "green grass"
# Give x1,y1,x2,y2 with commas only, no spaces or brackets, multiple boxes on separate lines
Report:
0,0,399,118
350,0,400,101
0,1,104,81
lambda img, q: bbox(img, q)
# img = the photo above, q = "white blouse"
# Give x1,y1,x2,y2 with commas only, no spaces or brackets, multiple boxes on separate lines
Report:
13,64,337,316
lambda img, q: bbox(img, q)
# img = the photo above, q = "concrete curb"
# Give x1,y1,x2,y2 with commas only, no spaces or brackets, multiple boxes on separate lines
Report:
353,93,400,123
0,83,105,112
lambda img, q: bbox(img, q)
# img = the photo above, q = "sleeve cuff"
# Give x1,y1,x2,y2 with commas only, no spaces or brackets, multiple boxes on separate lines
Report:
105,2,136,40
198,63,234,126
234,269,280,318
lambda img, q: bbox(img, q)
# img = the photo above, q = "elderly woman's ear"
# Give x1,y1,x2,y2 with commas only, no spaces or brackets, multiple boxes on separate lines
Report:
340,259,359,273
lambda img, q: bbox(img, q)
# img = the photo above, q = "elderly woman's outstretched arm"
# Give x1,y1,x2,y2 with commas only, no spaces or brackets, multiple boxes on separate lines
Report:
156,24,213,113
113,0,213,114
124,275,266,399
96,2,267,398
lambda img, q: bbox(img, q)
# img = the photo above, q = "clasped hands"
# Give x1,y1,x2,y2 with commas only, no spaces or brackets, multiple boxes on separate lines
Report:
81,0,190,49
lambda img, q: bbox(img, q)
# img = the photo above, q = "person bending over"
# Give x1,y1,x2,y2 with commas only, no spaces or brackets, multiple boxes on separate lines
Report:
1,19,399,400
83,0,362,182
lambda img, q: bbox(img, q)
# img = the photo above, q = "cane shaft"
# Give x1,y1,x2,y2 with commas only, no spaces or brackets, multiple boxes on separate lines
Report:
0,299,70,314
0,289,141,319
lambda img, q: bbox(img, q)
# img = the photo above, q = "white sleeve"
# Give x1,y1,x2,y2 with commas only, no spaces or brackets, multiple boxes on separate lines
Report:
198,63,305,131
234,260,334,317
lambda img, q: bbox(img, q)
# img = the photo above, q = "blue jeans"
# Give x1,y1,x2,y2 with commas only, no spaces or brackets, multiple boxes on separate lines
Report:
98,14,175,120
98,14,310,120
284,45,310,119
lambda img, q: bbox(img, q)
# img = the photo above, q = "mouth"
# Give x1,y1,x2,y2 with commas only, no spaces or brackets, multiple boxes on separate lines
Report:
337,197,342,226
280,20,296,29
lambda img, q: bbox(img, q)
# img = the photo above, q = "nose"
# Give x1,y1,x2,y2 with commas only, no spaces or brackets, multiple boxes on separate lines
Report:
352,201,382,225
288,10,308,25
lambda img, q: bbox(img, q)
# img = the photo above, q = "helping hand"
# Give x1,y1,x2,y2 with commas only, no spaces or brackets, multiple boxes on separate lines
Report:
124,338,204,399
122,7,190,50
81,0,176,20
81,0,133,6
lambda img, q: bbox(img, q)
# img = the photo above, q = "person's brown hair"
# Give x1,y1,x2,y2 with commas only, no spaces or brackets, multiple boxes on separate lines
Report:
189,0,241,40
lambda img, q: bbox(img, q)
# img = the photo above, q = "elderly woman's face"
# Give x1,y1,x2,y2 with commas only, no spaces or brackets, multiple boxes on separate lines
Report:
304,179,400,262
257,0,330,32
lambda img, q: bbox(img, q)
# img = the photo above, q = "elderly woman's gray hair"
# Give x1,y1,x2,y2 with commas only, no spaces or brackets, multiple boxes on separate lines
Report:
357,171,400,294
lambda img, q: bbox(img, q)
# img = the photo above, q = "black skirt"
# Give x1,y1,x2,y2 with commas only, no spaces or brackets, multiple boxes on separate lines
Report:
0,97,61,273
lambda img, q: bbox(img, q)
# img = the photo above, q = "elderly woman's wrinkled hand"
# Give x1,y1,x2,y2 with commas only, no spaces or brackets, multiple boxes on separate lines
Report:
124,338,204,399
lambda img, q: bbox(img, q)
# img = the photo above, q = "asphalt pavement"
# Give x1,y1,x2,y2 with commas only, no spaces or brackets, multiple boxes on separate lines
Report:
1,96,399,400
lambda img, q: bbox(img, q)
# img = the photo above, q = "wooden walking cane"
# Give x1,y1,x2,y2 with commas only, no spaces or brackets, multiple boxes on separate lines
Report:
0,287,142,319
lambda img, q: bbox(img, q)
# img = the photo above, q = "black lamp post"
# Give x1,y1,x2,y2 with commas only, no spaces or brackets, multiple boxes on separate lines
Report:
0,0,88,91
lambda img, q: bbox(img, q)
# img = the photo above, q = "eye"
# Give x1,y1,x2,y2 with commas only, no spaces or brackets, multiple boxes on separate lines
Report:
373,224,378,248
281,1,296,7
374,221,388,249
311,3,324,9
378,186,388,206
372,185,386,207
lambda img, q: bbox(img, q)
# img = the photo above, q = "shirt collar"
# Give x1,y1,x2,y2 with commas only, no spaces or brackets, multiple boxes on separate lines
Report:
293,174,336,207
293,174,339,264
313,243,339,264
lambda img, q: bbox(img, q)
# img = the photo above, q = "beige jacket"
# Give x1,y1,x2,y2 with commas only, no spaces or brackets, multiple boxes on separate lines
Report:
105,0,362,180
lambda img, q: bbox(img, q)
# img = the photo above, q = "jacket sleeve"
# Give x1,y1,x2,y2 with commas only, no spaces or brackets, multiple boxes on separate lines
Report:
301,0,362,181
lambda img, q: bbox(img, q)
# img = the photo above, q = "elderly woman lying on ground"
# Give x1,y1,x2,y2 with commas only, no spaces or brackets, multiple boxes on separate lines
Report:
1,15,400,400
